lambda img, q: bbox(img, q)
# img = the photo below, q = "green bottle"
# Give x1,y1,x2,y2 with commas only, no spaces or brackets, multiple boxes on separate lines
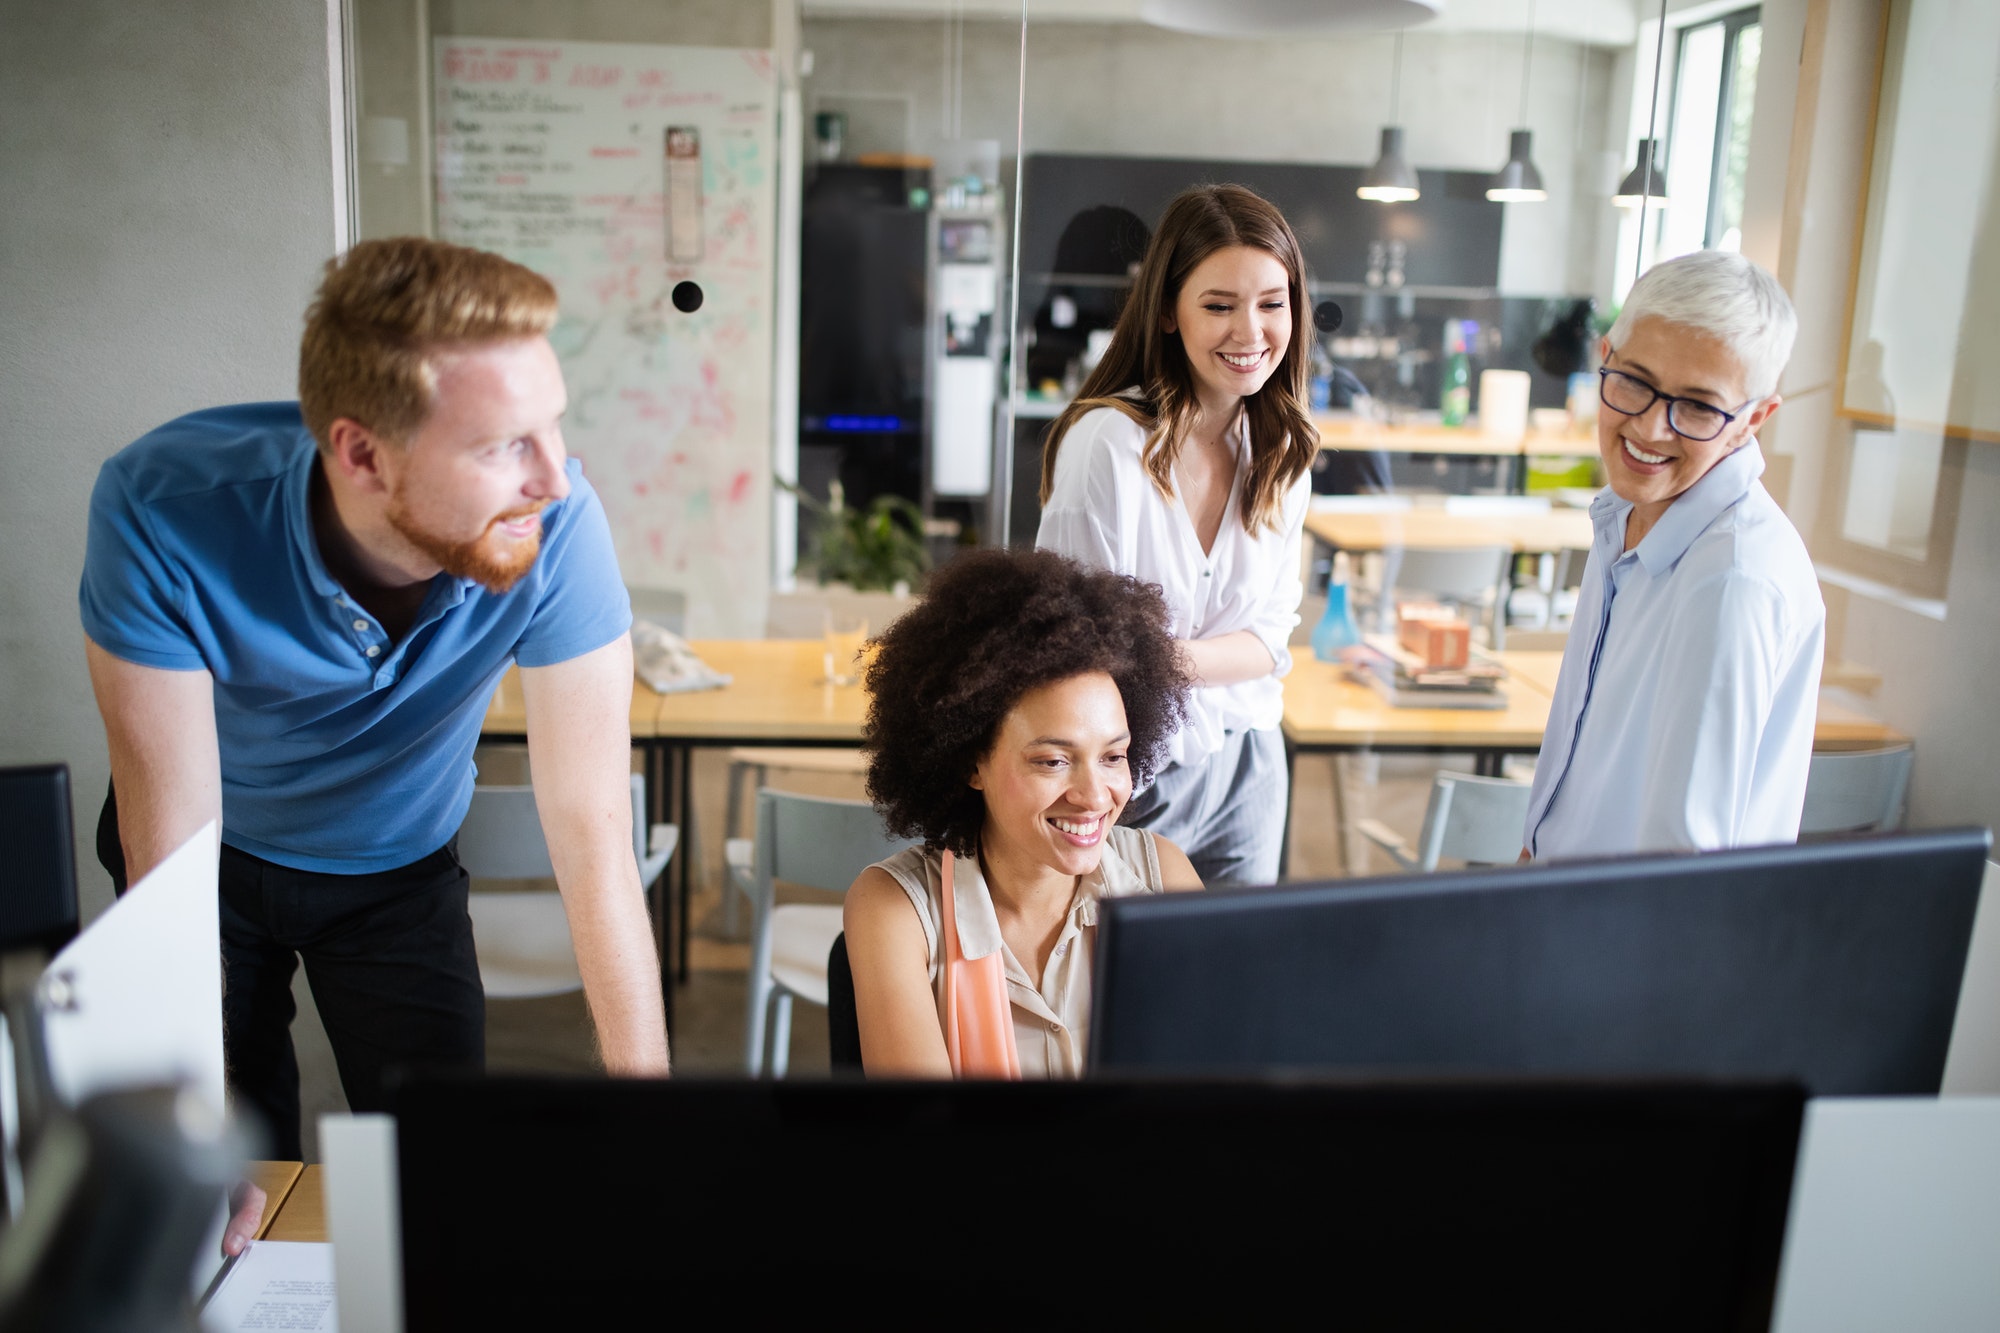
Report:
1440,319,1472,427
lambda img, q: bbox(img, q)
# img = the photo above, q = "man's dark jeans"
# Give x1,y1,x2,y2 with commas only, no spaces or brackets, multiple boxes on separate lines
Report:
98,787,485,1160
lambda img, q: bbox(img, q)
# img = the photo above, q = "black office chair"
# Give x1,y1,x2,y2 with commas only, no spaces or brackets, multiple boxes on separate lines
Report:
826,933,863,1074
0,763,81,955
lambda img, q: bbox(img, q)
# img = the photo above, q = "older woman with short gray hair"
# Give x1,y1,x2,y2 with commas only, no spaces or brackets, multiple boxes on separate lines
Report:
1524,249,1823,859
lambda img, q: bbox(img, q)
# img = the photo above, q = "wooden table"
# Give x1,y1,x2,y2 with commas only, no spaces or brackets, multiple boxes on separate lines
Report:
262,1163,326,1242
1282,650,1909,874
1303,507,1596,557
1316,417,1601,459
246,1160,305,1240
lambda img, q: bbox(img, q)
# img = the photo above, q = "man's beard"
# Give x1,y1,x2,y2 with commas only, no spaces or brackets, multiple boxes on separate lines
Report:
387,497,547,594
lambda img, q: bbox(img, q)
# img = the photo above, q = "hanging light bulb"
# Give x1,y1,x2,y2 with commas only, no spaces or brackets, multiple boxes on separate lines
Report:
1487,2,1547,203
1360,33,1421,203
1614,138,1670,209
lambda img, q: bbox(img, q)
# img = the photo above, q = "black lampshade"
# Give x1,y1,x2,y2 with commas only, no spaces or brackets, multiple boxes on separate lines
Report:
1358,126,1420,203
1614,138,1670,208
1487,129,1547,202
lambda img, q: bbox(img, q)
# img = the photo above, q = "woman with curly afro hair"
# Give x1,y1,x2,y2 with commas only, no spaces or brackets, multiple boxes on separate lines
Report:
843,548,1201,1078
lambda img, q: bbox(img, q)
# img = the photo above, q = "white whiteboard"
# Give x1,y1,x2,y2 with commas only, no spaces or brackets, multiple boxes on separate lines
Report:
435,38,778,634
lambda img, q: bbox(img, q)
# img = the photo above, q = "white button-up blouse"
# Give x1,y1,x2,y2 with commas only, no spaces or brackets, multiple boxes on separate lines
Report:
1036,405,1310,770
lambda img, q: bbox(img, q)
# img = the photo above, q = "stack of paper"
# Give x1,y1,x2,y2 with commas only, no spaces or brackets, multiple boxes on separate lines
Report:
1345,634,1509,710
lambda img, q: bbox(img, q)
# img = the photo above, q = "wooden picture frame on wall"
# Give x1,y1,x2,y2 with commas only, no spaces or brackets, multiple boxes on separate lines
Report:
1837,0,2000,445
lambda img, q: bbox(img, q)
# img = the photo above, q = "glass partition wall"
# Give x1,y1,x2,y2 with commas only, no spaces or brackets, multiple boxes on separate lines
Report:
344,0,2000,861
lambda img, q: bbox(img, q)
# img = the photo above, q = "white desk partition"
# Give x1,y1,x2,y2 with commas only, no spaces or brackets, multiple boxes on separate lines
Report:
1773,1097,2000,1331
1941,860,2000,1095
322,1113,402,1333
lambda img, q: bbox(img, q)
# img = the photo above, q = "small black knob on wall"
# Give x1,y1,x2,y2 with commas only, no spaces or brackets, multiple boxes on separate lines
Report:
671,281,703,313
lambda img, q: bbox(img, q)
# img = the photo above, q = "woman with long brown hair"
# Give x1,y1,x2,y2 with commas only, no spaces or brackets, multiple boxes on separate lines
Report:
1036,183,1317,886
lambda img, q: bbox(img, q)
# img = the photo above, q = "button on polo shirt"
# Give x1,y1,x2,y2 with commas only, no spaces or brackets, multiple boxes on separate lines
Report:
80,402,631,874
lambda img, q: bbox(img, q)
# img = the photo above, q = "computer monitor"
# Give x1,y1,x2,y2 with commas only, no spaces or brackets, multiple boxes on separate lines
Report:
395,1075,1803,1329
0,763,79,955
1090,828,1991,1094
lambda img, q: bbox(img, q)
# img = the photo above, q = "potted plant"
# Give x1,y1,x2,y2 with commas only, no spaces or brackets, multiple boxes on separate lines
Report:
788,479,930,595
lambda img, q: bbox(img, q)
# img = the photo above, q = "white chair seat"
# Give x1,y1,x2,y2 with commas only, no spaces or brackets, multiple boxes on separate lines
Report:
466,892,582,998
768,904,844,1007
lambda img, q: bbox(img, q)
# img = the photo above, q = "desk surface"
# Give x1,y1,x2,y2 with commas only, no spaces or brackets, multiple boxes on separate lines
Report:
1304,508,1596,556
262,1163,326,1242
246,1160,305,1240
483,663,667,738
1316,417,1600,457
1285,651,1905,753
1283,651,1565,751
654,639,870,742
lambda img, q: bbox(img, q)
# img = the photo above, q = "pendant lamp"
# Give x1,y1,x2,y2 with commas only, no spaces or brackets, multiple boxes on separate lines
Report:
1614,138,1670,208
1359,33,1421,203
1142,0,1443,35
1487,1,1547,203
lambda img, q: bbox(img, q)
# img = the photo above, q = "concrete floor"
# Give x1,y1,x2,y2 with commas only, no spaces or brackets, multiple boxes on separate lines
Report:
287,743,1500,1160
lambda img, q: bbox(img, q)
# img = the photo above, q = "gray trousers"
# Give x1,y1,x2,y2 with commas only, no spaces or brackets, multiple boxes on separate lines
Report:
1120,727,1287,888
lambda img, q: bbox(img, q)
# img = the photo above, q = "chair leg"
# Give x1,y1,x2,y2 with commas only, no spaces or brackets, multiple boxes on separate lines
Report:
743,953,772,1076
769,991,794,1079
720,763,765,939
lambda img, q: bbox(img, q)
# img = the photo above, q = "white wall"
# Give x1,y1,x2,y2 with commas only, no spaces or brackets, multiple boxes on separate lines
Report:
802,17,1622,297
0,0,339,918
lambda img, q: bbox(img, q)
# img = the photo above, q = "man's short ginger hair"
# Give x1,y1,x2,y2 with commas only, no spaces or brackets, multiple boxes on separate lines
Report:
298,237,558,450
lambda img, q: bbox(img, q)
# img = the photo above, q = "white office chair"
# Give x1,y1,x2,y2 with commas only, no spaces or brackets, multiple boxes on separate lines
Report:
704,587,914,936
735,789,914,1076
1356,770,1534,872
1374,544,1513,647
1800,744,1914,838
458,773,677,998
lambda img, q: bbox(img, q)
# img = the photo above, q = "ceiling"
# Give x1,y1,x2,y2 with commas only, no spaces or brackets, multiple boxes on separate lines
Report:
799,0,1647,47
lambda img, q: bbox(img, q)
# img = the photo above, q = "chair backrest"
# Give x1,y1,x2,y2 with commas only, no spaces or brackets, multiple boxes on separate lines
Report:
0,763,79,954
764,587,915,640
1800,744,1914,836
826,932,863,1072
627,585,687,637
1384,545,1513,601
753,789,913,897
457,774,650,879
1418,771,1536,870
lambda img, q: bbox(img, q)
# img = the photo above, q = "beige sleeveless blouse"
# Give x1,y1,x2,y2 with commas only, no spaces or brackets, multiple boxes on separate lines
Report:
871,826,1165,1079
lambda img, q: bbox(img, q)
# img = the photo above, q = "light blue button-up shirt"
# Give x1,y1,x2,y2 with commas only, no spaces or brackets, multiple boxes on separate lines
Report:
1524,441,1824,859
79,402,630,874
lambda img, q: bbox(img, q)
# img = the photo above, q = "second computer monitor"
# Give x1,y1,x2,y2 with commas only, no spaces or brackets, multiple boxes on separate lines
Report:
1090,829,1991,1094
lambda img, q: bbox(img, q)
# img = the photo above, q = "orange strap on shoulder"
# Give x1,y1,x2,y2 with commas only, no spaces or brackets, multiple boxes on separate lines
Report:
939,849,1021,1080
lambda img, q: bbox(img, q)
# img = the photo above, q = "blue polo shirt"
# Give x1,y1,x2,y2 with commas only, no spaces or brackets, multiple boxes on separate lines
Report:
79,402,631,874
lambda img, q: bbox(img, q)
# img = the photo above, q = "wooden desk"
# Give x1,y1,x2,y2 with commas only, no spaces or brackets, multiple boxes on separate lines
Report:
1281,653,1908,873
246,1160,305,1240
482,663,666,739
1316,417,1600,459
263,1163,326,1242
1303,507,1595,556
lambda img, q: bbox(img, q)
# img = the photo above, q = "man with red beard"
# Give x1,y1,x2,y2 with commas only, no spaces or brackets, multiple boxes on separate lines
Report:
79,239,667,1243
